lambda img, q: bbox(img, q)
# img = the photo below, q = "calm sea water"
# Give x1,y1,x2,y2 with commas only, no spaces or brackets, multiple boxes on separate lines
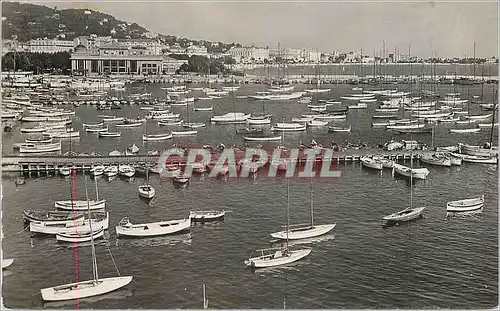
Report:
2,82,498,309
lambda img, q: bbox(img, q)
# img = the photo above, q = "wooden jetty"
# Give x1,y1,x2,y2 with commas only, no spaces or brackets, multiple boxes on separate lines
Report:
1,151,424,173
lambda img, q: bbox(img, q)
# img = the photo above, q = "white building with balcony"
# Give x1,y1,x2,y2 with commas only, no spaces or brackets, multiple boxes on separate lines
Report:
229,47,270,63
186,45,208,57
25,38,74,53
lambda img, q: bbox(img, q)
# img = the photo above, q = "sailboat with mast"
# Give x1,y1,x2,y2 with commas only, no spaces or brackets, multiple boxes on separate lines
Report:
41,176,133,301
138,164,156,200
244,180,312,268
270,175,336,240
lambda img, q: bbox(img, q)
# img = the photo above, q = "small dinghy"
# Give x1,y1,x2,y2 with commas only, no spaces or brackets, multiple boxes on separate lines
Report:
118,165,136,178
142,133,173,141
446,195,484,215
138,184,155,199
23,210,85,223
360,157,383,170
2,258,14,270
328,125,351,132
236,128,264,135
55,200,106,211
392,163,430,180
383,207,426,225
90,165,105,176
104,166,119,177
98,131,121,138
244,247,312,268
56,227,105,243
115,217,191,238
189,210,225,222
59,166,71,176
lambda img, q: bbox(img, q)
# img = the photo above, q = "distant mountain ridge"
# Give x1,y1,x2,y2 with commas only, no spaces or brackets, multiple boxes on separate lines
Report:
2,1,149,41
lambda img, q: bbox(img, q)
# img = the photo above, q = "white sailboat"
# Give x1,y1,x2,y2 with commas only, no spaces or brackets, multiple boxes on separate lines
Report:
383,109,426,223
41,177,132,301
138,165,155,199
244,180,312,268
270,177,336,240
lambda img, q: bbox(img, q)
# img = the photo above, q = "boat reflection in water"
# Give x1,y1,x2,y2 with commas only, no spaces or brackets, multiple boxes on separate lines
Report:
42,288,133,309
114,233,192,248
269,233,336,248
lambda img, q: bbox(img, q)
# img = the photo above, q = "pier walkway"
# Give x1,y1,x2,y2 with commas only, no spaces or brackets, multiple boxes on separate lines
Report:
1,150,425,173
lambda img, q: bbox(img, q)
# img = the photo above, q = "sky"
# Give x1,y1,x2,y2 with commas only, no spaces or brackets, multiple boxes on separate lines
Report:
21,1,500,58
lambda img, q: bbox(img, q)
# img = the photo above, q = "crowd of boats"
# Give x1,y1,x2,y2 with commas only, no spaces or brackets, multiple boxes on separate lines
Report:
2,79,498,304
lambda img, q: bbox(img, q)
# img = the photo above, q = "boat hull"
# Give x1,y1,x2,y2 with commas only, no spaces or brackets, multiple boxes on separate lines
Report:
270,224,336,240
383,207,425,223
116,218,191,238
2,258,14,269
244,248,311,268
40,276,133,301
56,228,105,243
55,200,106,211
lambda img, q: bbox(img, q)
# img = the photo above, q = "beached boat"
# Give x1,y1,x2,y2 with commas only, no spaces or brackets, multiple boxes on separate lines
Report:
115,217,191,238
189,210,225,222
446,195,484,214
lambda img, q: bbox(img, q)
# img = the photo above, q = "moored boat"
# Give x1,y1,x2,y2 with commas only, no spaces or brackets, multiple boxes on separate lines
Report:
360,157,383,170
115,217,191,238
189,210,225,222
446,195,484,214
56,227,105,243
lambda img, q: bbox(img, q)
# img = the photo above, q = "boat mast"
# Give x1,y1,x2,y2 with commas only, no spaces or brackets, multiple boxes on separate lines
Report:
84,176,99,283
409,45,413,210
490,83,498,146
310,173,314,227
286,179,290,249
95,176,99,202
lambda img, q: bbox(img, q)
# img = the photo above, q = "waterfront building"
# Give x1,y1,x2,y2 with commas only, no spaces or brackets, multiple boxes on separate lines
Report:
24,38,74,53
229,46,270,63
70,44,187,75
186,45,208,56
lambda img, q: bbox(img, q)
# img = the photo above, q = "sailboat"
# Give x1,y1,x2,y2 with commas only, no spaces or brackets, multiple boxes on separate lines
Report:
270,176,336,240
138,164,155,200
40,176,133,301
55,178,106,211
244,180,312,268
383,47,425,226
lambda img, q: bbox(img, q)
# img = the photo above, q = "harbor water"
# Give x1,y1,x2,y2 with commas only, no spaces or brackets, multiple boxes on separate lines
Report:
1,82,498,309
